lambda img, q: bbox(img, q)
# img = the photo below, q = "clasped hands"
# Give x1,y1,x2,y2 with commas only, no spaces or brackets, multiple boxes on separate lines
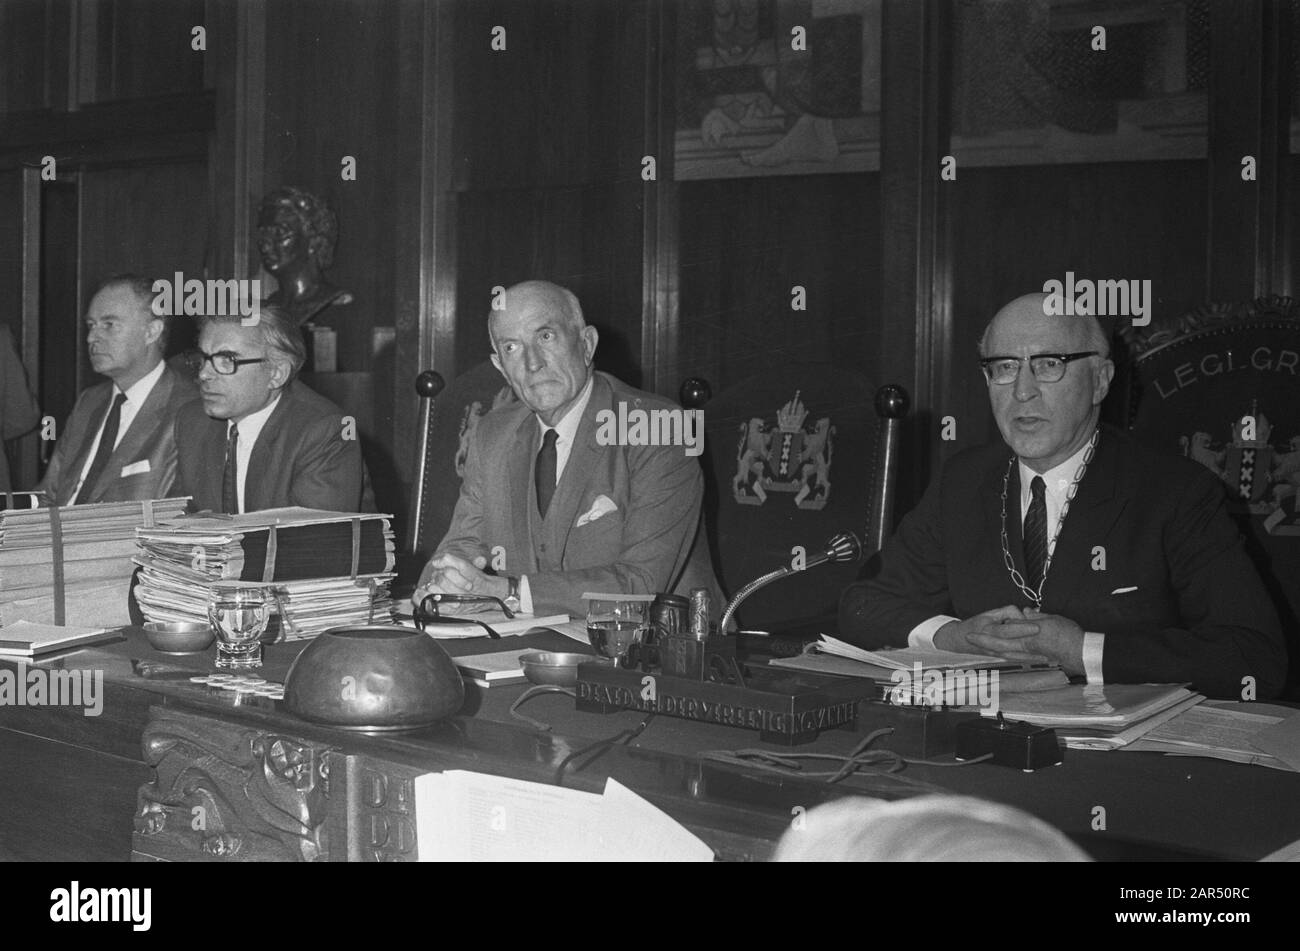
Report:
933,605,1085,676
412,552,508,613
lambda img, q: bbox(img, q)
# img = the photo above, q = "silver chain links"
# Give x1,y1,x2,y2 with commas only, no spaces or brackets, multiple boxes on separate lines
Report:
999,428,1100,608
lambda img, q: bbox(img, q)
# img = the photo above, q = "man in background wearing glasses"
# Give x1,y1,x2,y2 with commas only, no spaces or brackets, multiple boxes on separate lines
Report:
839,292,1285,700
39,274,196,505
173,304,372,513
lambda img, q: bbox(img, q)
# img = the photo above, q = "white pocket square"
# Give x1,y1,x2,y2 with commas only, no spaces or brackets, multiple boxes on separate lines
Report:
120,460,151,477
1110,586,1138,595
576,495,618,527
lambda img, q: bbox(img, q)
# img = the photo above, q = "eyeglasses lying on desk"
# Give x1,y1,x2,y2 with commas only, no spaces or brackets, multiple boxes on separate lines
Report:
412,593,515,639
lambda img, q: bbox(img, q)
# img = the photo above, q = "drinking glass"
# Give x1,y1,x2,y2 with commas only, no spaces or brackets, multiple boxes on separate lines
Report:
207,582,271,669
586,598,650,668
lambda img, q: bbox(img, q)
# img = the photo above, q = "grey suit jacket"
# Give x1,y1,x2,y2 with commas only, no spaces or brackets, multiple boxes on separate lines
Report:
434,371,722,617
1,325,40,493
174,379,374,513
38,363,196,504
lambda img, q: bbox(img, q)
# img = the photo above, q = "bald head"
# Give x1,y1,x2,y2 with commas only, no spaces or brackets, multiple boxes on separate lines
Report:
488,280,598,426
980,292,1115,473
979,293,1109,360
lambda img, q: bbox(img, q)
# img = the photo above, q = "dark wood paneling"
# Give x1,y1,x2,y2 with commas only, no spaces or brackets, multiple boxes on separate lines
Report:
77,161,211,374
675,173,881,393
0,0,64,114
454,183,647,387
948,160,1208,455
450,0,650,192
83,0,208,105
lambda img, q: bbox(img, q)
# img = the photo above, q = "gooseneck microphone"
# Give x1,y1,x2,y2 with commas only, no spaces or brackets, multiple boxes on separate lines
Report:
718,531,863,634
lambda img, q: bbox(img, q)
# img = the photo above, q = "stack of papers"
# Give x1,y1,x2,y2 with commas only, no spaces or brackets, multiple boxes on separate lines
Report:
990,683,1204,749
0,497,190,628
133,508,396,641
802,636,1009,670
1124,703,1298,770
415,771,714,861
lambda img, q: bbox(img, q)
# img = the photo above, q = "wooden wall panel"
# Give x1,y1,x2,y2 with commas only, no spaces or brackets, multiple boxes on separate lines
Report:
946,160,1208,456
453,183,647,386
76,161,212,379
674,173,882,394
450,0,649,192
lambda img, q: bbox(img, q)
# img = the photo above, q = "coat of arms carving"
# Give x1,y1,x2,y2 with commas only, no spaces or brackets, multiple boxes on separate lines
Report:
731,391,834,510
1181,407,1300,536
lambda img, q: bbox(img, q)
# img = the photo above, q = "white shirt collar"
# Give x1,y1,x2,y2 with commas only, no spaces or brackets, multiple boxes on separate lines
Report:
1018,433,1095,507
227,390,283,442
118,359,166,405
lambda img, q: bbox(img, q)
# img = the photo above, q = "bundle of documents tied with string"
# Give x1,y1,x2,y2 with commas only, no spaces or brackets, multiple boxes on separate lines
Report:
0,496,190,628
133,507,396,640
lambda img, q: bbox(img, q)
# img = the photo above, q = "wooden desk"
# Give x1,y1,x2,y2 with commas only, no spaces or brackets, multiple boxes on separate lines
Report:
1,629,1297,861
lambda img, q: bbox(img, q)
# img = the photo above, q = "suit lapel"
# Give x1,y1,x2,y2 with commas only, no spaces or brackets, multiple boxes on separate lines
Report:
983,449,1027,577
91,369,174,498
64,386,113,502
509,412,537,561
550,375,606,560
245,389,291,512
1043,429,1125,608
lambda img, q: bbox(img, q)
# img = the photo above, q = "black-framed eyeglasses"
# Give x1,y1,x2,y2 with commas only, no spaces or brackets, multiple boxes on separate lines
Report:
185,349,267,375
414,593,514,640
979,351,1099,385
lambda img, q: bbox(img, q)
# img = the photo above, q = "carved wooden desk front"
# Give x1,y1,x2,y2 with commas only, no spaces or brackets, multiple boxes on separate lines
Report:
3,628,1299,862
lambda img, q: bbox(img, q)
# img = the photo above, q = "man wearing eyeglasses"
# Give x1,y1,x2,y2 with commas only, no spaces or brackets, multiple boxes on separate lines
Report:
173,304,372,513
39,275,197,504
839,292,1285,700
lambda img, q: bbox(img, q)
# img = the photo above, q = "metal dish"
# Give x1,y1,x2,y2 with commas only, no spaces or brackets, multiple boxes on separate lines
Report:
144,621,215,653
518,651,602,687
283,625,465,731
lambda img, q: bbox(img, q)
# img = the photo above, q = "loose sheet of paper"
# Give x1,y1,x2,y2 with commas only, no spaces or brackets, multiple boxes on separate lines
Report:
415,771,713,861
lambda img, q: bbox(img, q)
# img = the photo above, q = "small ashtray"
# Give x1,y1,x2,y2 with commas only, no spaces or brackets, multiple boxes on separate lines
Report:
144,621,215,654
518,651,602,687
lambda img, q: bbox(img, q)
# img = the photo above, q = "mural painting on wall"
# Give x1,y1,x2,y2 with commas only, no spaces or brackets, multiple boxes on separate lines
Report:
675,0,881,179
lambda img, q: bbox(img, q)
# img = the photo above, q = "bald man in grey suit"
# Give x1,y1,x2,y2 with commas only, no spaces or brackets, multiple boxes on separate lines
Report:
416,281,721,619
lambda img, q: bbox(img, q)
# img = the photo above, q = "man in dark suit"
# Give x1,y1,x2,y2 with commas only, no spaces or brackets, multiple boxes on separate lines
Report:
839,293,1286,700
415,280,720,618
39,275,196,504
1,324,40,494
174,304,372,513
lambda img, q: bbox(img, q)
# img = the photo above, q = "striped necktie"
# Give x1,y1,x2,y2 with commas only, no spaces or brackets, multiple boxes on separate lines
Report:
1023,475,1048,590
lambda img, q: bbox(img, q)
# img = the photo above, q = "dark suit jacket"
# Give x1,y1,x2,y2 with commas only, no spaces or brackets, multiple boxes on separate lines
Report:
839,426,1287,700
435,371,722,617
174,379,374,513
38,363,197,504
1,325,40,493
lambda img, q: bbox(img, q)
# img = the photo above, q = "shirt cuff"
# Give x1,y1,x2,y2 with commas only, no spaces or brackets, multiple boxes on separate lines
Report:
908,615,960,650
1082,631,1105,683
519,574,535,615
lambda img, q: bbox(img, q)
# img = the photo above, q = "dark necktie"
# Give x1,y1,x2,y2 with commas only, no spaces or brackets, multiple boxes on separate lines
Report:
1023,475,1048,589
536,428,558,519
222,423,240,514
71,392,126,505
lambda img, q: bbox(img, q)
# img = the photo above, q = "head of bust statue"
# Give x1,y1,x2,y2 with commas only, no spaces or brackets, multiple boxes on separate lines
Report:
257,186,338,277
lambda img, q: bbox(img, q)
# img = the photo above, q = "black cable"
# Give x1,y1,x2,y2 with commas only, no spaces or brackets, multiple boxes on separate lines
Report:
554,713,657,786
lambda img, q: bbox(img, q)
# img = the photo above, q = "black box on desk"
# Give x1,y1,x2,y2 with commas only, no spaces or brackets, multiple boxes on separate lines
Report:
574,662,878,745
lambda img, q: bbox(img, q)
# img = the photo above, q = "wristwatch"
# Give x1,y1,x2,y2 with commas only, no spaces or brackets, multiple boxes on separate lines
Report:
504,576,521,614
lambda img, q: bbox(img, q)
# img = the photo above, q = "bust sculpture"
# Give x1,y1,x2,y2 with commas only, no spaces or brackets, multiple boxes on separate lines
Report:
257,186,354,327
